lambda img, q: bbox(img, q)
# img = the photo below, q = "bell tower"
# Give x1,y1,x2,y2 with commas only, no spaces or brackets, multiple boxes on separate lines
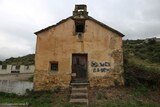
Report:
73,4,88,19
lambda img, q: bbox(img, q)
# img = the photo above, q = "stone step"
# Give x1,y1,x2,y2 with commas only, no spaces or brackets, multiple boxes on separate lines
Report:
71,86,88,88
70,82,89,86
70,82,89,105
71,92,88,98
70,98,88,105
72,87,88,92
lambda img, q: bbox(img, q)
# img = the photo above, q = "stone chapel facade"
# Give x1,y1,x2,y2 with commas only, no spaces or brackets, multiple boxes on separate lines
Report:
34,5,125,91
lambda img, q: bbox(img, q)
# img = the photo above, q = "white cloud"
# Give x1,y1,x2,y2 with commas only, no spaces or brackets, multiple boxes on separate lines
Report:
0,31,34,60
0,0,160,60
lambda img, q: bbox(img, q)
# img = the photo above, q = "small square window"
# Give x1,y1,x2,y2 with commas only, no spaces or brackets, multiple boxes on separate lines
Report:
50,62,58,71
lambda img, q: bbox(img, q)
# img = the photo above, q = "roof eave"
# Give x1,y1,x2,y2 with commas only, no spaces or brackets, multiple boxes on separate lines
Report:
34,16,72,35
88,16,125,37
34,16,125,37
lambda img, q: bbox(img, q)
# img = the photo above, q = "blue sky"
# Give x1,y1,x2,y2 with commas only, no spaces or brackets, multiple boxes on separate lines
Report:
0,0,160,60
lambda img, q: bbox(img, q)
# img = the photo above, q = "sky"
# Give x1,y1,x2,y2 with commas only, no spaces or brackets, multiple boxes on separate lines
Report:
0,0,160,60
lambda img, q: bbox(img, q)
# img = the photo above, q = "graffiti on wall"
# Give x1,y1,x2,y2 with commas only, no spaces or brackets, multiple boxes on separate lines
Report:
91,61,111,72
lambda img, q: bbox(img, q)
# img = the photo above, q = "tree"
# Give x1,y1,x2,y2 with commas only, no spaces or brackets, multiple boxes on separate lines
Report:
148,39,156,44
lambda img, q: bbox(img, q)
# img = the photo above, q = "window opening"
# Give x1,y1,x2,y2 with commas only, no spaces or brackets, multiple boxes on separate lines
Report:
2,65,7,70
75,21,85,33
50,62,58,71
16,65,20,70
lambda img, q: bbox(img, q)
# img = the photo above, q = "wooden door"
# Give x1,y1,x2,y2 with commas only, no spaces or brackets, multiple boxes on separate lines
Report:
72,54,87,82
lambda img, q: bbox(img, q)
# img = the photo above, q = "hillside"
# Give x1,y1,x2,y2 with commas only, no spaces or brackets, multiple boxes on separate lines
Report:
124,39,160,63
123,39,160,88
0,54,35,65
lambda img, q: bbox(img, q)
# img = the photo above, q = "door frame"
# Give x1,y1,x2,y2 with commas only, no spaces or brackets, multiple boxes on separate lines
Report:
71,53,88,82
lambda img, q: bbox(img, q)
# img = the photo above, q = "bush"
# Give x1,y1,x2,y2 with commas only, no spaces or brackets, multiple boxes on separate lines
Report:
150,52,160,63
148,39,156,44
124,57,160,89
123,39,160,63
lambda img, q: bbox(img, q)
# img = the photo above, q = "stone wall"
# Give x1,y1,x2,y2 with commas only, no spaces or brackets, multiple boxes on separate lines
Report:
0,80,33,95
0,65,34,74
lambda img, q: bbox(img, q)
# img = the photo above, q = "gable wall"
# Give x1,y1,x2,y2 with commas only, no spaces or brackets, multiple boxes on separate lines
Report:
34,18,124,90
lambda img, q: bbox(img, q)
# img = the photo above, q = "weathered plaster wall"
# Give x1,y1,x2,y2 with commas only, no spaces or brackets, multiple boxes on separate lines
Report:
85,20,124,87
34,18,124,91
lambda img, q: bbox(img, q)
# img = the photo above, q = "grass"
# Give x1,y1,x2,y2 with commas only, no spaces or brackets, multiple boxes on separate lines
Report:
89,99,160,107
0,88,160,107
0,90,69,107
0,91,53,107
0,92,27,103
130,86,148,97
99,101,160,107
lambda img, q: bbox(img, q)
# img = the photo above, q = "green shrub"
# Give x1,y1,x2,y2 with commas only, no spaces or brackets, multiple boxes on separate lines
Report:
124,55,160,89
131,86,148,97
148,39,156,44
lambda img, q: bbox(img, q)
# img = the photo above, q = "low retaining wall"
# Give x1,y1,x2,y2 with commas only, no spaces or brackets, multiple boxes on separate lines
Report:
0,80,33,95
